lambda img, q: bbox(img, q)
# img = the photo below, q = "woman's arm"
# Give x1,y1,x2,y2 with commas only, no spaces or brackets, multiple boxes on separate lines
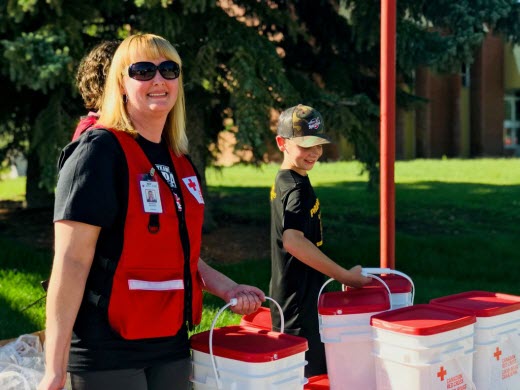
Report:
198,259,265,315
38,221,101,390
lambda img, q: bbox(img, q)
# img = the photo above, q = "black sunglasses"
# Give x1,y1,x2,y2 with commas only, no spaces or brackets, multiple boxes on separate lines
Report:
127,60,181,81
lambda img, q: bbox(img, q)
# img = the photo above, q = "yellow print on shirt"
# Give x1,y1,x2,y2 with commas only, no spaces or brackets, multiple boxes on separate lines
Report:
310,198,320,217
317,212,323,246
270,184,276,201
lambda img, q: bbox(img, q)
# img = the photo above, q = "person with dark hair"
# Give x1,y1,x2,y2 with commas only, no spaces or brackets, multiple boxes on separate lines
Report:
146,189,156,202
39,33,265,390
72,40,120,141
269,104,371,376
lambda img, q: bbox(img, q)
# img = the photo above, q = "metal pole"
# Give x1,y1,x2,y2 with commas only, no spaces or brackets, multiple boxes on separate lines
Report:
380,0,396,269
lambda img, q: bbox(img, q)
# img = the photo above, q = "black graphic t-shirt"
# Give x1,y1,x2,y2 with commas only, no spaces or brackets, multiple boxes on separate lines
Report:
138,136,177,191
269,169,327,375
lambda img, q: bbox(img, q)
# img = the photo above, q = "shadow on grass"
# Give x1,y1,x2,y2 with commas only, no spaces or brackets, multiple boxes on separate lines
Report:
208,180,520,300
209,180,520,235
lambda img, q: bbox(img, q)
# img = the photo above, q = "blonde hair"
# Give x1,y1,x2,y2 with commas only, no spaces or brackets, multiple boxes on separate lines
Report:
98,33,188,155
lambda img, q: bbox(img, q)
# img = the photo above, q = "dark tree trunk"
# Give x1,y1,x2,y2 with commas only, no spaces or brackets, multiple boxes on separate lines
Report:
25,150,54,210
185,92,217,233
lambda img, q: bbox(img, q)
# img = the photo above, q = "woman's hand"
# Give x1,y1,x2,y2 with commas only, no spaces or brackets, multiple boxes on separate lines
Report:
198,259,266,315
38,371,66,390
224,284,265,315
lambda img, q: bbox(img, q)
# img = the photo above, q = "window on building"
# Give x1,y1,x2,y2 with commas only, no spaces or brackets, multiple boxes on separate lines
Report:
461,63,470,87
504,92,520,155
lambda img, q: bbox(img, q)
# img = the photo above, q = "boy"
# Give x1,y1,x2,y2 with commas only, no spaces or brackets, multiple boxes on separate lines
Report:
269,104,371,376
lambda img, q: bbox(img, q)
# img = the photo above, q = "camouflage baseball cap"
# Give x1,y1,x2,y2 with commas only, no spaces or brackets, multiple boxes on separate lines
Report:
277,104,331,147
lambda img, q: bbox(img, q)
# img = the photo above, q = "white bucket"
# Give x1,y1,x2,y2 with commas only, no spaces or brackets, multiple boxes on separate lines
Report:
431,290,520,390
371,303,477,390
318,278,391,390
190,297,308,390
351,268,415,310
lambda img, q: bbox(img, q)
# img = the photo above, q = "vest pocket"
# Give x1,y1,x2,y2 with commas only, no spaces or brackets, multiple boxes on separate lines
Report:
191,271,204,325
108,267,185,340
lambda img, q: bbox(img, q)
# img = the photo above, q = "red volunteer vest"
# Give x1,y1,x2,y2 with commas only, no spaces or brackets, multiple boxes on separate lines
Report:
107,129,204,340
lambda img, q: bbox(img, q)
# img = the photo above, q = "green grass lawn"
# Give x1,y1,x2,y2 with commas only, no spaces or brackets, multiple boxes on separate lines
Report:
205,158,520,304
1,158,519,340
0,238,48,339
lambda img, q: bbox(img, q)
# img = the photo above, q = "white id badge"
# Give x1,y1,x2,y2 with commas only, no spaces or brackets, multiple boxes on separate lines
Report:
139,176,163,213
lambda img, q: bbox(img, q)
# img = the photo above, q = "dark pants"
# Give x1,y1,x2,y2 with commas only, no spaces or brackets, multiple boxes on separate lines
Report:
70,357,192,390
304,329,328,377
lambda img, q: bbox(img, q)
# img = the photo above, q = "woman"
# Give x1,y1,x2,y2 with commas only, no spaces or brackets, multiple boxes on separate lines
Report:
72,40,120,141
39,33,264,390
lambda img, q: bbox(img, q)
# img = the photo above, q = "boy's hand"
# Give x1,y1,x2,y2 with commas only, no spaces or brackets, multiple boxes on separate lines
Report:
341,265,372,288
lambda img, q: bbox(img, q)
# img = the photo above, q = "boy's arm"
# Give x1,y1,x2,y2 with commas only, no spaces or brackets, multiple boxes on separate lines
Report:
282,229,371,288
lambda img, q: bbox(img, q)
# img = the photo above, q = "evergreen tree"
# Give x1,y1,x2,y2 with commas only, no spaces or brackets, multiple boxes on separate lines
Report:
1,0,519,208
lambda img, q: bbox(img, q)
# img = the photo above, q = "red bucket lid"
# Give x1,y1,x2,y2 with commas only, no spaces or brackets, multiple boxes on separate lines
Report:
430,291,520,317
239,307,272,331
190,325,308,363
318,287,390,315
304,374,329,389
346,274,412,294
370,304,476,336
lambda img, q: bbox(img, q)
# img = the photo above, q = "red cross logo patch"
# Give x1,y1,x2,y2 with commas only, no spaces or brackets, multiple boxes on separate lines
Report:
182,176,204,204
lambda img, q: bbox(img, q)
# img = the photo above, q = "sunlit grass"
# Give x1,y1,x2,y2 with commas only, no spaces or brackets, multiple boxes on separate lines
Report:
394,158,520,184
0,238,49,339
206,158,520,187
0,176,25,201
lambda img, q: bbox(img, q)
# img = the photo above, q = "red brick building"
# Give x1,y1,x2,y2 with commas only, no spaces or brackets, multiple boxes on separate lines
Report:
212,34,520,164
398,35,520,159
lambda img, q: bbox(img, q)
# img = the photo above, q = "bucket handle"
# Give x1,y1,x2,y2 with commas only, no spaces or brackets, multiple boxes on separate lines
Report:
317,273,392,312
208,296,283,390
362,267,415,306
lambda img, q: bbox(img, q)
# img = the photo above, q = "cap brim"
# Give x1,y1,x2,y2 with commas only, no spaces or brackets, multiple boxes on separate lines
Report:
290,136,331,147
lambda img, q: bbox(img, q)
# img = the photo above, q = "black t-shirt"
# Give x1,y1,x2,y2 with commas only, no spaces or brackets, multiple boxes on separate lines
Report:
269,169,328,375
269,169,326,332
54,129,189,371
